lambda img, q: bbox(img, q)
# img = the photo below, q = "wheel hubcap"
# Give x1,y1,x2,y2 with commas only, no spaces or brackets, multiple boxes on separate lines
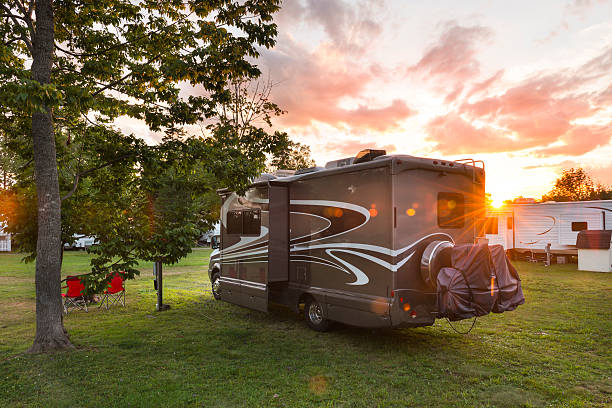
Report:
212,277,220,296
308,302,323,324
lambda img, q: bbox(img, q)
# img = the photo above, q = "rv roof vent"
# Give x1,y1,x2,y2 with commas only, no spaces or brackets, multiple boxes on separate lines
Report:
513,197,537,204
273,169,296,178
295,166,324,175
353,149,386,164
253,173,276,183
325,157,355,169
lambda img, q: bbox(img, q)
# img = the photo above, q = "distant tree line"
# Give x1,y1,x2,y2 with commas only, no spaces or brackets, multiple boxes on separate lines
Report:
541,168,612,202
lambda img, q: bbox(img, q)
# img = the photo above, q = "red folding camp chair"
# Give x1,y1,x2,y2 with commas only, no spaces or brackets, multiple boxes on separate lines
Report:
99,272,126,310
62,276,88,313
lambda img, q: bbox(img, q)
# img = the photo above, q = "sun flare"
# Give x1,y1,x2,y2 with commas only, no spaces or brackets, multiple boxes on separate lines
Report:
490,198,505,209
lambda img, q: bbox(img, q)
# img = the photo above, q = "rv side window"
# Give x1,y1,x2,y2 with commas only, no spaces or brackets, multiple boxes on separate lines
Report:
485,217,498,234
475,218,486,237
507,217,513,230
242,209,261,236
437,193,464,228
571,221,588,232
227,210,243,234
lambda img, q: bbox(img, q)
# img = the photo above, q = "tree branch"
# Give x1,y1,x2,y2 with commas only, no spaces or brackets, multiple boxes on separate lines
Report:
91,71,133,97
91,51,164,98
0,3,32,52
12,0,34,38
0,13,27,20
54,9,195,59
61,153,134,201
61,173,79,201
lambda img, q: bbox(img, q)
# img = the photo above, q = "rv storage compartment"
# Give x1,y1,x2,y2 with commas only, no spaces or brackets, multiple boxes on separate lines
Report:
576,230,612,272
437,244,524,321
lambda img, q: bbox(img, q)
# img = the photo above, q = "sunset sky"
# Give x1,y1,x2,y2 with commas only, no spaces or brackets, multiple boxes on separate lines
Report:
118,0,612,203
260,0,612,203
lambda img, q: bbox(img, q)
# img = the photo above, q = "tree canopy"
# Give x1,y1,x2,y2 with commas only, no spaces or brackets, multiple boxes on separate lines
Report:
267,140,316,172
541,168,612,202
0,0,285,352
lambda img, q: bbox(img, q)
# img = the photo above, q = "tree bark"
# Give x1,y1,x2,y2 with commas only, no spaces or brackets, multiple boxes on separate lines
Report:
28,0,73,353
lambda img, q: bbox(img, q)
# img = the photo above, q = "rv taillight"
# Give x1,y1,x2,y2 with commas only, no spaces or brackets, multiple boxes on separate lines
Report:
390,290,394,297
403,303,411,312
399,297,403,303
410,310,417,318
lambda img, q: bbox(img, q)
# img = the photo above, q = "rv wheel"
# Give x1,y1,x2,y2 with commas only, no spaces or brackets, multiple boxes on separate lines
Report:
304,297,332,332
211,272,221,300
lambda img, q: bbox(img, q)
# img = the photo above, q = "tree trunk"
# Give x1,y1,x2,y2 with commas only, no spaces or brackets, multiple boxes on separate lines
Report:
28,0,73,353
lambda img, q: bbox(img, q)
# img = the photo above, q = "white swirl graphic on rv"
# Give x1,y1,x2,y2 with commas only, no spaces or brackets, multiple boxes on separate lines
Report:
290,212,332,241
218,195,454,286
222,226,269,255
292,233,454,285
290,199,371,245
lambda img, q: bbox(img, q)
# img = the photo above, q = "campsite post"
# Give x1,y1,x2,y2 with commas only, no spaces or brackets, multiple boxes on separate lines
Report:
154,261,170,311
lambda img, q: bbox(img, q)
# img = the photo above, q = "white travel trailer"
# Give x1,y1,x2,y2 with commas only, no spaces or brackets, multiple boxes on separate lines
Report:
0,228,10,252
63,234,97,250
483,200,612,257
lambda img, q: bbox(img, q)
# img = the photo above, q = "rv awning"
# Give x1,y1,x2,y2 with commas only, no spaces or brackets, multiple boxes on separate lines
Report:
576,230,612,250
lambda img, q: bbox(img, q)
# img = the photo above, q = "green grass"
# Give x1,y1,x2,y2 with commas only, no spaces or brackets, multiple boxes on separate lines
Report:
0,251,611,407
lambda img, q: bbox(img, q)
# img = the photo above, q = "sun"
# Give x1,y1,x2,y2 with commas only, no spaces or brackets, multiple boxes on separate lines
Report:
490,198,505,209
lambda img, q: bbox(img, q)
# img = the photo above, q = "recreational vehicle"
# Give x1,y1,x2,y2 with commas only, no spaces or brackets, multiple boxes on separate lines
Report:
483,200,612,258
208,150,523,330
63,234,97,250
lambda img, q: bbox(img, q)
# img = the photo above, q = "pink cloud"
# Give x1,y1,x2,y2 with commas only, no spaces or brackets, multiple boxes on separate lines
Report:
276,0,385,55
408,22,492,83
444,85,464,105
465,70,504,99
534,125,612,156
263,38,414,131
587,162,612,186
425,45,612,157
425,113,518,154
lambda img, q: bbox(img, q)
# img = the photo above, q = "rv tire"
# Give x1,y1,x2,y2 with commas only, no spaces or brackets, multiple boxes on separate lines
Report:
304,297,332,332
211,271,221,300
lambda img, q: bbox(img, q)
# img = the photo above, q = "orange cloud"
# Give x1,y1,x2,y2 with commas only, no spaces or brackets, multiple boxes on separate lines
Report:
263,37,414,131
425,44,612,158
534,125,612,156
425,113,517,154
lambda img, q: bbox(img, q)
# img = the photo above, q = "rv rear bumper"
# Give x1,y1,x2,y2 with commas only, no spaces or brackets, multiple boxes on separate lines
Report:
390,289,436,327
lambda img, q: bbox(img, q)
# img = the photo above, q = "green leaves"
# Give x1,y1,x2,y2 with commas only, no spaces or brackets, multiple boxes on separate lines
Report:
0,0,285,290
0,80,64,113
542,168,612,202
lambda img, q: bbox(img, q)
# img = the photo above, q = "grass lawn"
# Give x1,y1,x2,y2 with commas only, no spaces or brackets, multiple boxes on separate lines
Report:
0,250,610,407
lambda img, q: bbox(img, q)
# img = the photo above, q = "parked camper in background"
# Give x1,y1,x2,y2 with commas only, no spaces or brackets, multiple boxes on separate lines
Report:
0,224,10,252
483,200,612,258
199,223,221,247
64,235,97,250
208,150,524,331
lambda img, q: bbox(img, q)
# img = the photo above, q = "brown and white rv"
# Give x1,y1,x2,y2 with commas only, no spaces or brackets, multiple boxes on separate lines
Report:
208,150,524,331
